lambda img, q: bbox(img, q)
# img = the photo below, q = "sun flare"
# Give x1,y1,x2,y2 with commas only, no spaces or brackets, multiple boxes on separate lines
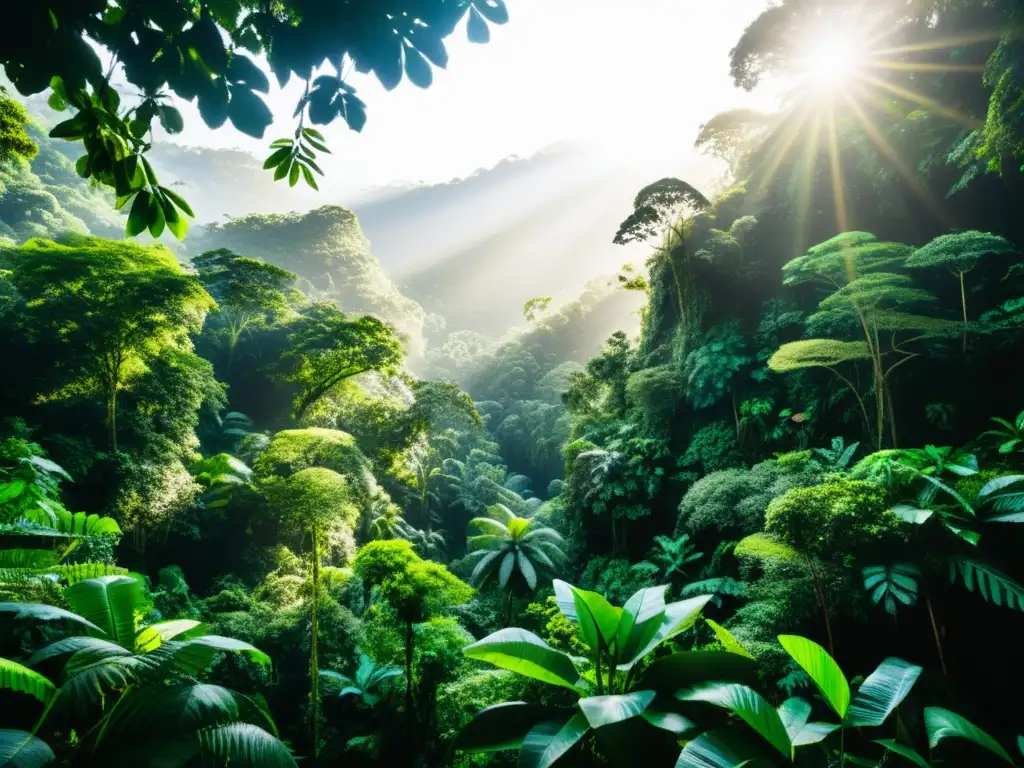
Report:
800,35,867,89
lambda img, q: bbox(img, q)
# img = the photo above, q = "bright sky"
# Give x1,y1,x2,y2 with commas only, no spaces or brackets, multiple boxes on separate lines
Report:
169,0,775,193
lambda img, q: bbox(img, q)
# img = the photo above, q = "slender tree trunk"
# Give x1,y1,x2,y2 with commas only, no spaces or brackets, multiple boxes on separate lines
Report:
885,382,898,449
405,620,415,716
924,588,947,677
108,387,118,452
310,525,320,756
732,394,741,444
505,590,514,627
807,556,835,657
959,271,968,353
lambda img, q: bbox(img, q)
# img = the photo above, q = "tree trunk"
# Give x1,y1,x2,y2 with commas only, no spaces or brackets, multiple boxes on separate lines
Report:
924,588,947,677
505,590,515,627
310,525,320,756
107,386,118,452
405,620,415,716
959,270,968,353
807,556,835,658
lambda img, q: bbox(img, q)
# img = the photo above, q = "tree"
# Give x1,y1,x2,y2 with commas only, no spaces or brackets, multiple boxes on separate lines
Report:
465,503,567,622
353,540,472,715
694,108,773,172
193,248,297,372
261,466,358,756
3,235,213,450
1,1,509,236
0,89,37,164
614,178,712,344
276,303,404,422
905,230,1018,348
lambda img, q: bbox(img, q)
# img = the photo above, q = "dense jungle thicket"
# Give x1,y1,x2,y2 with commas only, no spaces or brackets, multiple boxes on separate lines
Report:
4,0,1024,766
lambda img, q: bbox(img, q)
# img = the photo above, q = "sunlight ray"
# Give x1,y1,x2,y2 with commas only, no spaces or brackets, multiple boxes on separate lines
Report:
863,60,986,74
794,111,824,254
842,87,953,227
852,72,983,128
825,100,851,247
871,29,1004,56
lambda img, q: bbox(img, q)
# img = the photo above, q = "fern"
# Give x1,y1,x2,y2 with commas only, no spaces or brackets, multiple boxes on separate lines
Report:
949,557,1024,611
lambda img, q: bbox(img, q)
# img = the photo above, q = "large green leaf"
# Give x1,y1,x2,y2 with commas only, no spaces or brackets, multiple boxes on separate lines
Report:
552,580,620,651
790,721,840,746
777,635,850,718
846,657,922,727
97,683,276,744
451,702,554,753
679,683,792,758
134,619,207,653
65,576,142,648
674,727,772,768
640,708,696,735
578,691,655,729
636,650,758,692
0,730,54,767
463,629,581,690
519,712,589,768
777,697,811,741
924,707,1014,765
30,636,130,670
613,586,667,663
0,658,55,704
197,723,297,768
153,636,272,676
627,595,711,665
875,739,932,768
706,619,754,659
0,602,102,633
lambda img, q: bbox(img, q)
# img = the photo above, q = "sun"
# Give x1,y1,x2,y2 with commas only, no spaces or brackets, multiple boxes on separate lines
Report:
800,34,867,90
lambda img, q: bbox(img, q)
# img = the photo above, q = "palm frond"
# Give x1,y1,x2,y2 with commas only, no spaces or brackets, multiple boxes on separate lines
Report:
950,557,1024,611
0,729,55,768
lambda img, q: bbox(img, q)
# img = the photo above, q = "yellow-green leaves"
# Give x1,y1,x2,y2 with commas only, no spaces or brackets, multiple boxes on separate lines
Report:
463,629,581,691
0,658,56,705
778,635,850,719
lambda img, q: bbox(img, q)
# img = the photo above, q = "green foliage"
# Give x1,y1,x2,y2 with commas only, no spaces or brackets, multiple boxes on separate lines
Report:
764,478,902,558
677,456,823,537
1,2,507,234
681,422,742,475
2,234,213,451
0,91,37,164
907,230,1017,274
613,178,711,245
276,304,403,420
982,409,1024,455
683,322,752,409
465,504,566,591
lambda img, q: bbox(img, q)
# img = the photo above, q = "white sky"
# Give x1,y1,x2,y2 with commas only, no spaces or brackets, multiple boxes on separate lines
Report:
168,0,776,192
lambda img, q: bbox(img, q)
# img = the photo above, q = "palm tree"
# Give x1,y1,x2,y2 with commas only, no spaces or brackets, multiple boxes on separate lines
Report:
367,497,413,541
464,504,566,623
0,575,293,766
319,652,403,708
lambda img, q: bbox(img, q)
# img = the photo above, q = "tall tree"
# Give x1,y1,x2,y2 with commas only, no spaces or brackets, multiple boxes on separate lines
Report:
2,235,212,450
262,466,358,757
193,248,297,372
277,303,404,422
